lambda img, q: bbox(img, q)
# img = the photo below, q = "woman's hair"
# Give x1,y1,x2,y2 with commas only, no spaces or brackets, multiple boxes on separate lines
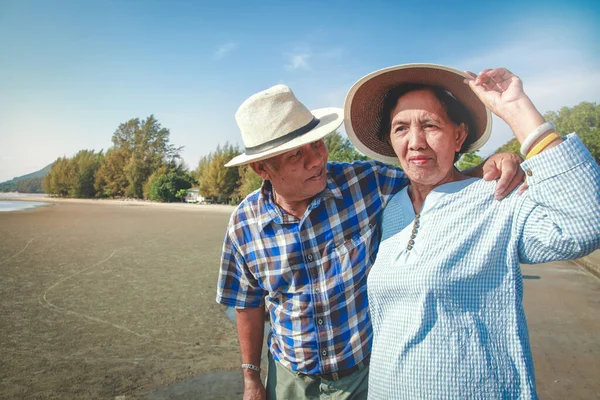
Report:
379,84,475,160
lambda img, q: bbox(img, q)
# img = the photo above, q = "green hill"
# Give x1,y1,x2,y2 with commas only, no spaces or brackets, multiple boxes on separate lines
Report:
0,163,52,193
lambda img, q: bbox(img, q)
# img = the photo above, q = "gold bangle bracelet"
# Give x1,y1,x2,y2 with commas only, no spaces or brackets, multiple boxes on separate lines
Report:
526,132,561,160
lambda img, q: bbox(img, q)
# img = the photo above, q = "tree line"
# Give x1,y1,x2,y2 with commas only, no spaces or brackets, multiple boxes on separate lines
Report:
0,177,44,193
41,113,374,203
43,116,194,202
38,101,600,203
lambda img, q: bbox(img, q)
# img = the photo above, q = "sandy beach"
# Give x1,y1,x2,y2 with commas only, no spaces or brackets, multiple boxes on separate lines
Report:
0,199,242,399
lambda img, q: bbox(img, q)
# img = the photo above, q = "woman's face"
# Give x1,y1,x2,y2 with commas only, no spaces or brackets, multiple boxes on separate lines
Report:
388,89,468,187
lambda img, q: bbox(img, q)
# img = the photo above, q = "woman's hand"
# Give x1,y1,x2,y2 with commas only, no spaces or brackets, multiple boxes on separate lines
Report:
464,69,528,115
464,68,546,143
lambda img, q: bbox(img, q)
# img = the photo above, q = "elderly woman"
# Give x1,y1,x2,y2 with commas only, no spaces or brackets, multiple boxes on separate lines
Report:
344,65,600,399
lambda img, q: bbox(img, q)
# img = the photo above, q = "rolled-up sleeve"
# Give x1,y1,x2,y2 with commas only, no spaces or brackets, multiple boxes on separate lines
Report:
517,133,600,264
216,229,266,308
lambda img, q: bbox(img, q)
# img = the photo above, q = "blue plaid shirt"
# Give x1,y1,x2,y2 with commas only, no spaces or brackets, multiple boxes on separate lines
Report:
216,161,408,374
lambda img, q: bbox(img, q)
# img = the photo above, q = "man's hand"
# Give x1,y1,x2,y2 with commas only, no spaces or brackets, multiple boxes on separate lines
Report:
243,374,266,400
480,152,525,199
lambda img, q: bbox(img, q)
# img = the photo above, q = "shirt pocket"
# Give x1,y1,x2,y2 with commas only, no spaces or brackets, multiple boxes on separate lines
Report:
333,224,376,290
247,244,305,294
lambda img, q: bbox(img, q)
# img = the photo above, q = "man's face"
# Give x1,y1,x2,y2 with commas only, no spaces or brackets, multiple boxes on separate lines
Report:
252,140,329,203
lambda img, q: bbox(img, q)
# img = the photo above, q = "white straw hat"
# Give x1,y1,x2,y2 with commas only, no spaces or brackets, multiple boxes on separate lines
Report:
344,63,493,164
226,84,343,167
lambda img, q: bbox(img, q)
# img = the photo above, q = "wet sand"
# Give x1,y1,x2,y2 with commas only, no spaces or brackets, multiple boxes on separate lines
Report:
0,200,241,399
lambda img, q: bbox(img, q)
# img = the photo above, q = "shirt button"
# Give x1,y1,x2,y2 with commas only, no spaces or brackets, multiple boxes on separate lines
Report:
526,170,533,176
315,288,320,294
318,318,323,325
321,350,327,356
307,254,313,261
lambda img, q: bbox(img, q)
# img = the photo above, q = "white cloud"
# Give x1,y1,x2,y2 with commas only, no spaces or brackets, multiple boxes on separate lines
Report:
285,53,311,70
282,39,345,72
213,42,237,60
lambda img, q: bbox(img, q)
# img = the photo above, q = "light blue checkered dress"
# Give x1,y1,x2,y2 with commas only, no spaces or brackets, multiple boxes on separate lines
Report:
367,134,600,399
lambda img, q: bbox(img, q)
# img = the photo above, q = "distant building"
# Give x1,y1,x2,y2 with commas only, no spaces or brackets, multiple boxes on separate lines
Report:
185,188,204,203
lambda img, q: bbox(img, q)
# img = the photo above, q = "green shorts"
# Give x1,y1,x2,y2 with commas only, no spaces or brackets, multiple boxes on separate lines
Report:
266,354,369,400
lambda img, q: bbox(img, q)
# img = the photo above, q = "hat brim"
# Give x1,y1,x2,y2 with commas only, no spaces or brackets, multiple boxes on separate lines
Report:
225,107,344,167
344,64,493,164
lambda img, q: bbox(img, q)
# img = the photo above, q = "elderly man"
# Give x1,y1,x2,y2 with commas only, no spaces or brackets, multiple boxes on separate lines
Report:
216,84,523,400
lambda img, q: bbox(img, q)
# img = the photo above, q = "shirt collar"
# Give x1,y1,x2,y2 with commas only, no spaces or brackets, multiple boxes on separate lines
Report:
321,166,344,200
256,181,281,230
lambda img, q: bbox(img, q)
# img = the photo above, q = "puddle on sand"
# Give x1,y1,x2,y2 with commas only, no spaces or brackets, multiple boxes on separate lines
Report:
0,201,50,212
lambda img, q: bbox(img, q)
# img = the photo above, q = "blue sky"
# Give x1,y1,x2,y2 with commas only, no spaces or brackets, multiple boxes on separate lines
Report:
1,0,599,182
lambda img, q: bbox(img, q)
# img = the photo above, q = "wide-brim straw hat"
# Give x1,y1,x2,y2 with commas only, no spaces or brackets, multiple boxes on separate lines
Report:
344,63,492,164
226,84,343,167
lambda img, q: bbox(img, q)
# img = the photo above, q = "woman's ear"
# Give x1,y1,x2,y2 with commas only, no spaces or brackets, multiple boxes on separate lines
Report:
455,123,469,152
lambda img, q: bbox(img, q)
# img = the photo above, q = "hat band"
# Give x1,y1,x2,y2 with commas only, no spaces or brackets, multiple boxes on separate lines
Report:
245,117,320,156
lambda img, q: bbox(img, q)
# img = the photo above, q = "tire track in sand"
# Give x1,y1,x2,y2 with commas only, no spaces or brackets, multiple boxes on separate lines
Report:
0,236,39,266
38,229,197,346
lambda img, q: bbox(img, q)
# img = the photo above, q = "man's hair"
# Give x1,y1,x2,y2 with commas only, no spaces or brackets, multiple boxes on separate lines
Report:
378,84,475,161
